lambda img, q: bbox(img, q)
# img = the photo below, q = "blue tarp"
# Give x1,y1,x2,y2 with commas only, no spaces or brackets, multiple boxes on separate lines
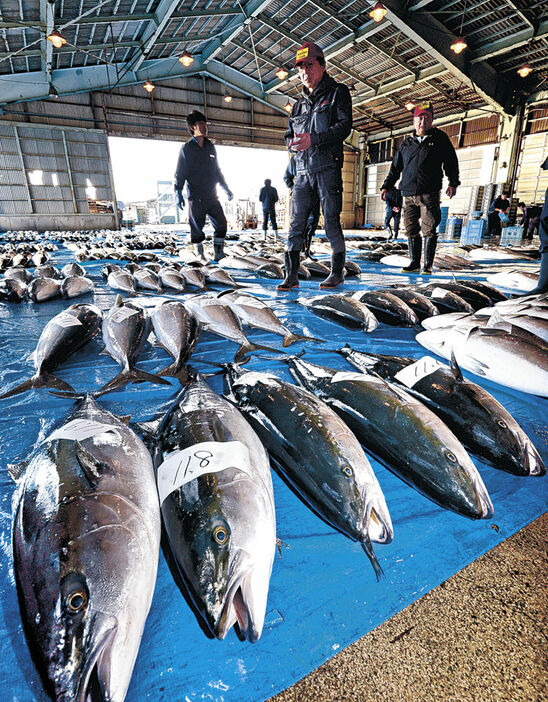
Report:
1,243,546,702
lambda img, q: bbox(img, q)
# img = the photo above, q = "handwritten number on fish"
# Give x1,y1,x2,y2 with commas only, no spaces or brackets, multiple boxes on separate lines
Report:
172,450,214,486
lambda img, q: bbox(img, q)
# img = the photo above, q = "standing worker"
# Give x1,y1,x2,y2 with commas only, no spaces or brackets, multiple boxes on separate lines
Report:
518,158,548,296
381,102,460,274
277,41,352,290
487,192,511,239
284,157,320,258
259,179,279,242
174,110,233,260
384,186,402,240
518,202,541,241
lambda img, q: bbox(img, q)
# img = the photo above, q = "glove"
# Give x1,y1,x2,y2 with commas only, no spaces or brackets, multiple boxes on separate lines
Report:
175,189,185,210
226,189,233,202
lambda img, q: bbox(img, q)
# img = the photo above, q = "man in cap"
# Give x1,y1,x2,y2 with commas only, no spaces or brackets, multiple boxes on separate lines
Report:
259,178,279,242
381,102,460,274
277,41,353,290
174,110,233,260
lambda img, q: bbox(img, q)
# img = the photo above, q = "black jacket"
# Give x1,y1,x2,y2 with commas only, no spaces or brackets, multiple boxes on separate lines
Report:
285,73,352,175
284,158,296,189
381,127,460,196
385,186,403,209
259,184,278,211
174,137,229,200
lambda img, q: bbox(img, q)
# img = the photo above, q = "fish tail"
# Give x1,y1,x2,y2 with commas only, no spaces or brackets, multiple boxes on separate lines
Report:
361,537,384,582
97,368,170,395
157,363,192,386
282,332,325,347
130,368,171,387
0,373,74,399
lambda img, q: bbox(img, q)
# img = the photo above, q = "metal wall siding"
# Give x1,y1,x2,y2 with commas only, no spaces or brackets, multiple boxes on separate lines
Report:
515,132,548,204
462,115,499,148
526,105,548,135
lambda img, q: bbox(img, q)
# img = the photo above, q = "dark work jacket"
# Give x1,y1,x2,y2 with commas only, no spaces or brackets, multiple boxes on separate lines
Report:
285,73,352,175
284,158,296,189
385,186,403,209
259,185,279,211
381,127,460,196
174,137,229,200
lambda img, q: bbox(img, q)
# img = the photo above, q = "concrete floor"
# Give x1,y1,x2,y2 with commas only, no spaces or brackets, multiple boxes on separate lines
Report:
270,512,547,702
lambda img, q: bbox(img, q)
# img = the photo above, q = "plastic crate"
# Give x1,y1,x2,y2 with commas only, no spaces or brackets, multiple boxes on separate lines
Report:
438,206,450,233
460,217,487,244
500,226,524,246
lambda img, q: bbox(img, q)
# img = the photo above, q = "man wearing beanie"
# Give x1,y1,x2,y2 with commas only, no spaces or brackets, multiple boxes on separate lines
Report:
278,41,352,290
381,102,460,274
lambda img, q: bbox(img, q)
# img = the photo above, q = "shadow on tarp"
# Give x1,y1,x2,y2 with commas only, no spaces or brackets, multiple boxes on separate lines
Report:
0,245,546,702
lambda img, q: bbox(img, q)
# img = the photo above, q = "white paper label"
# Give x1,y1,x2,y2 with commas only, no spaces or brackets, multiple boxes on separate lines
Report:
199,298,221,307
331,371,371,383
52,311,83,329
431,287,449,300
234,295,264,308
47,418,117,442
110,306,140,324
157,440,252,504
394,356,445,388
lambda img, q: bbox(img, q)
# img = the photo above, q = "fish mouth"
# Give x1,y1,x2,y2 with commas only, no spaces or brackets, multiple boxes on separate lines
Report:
363,496,393,545
214,554,262,643
520,436,545,477
68,618,118,702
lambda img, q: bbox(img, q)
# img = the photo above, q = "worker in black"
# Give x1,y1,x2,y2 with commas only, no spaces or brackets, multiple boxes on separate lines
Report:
487,193,510,238
284,156,320,258
174,110,233,260
384,186,402,240
381,102,460,274
259,179,279,241
278,41,352,290
518,158,548,296
518,202,541,240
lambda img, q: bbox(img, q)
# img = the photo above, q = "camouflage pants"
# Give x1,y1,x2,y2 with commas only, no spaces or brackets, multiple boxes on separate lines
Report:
403,192,441,240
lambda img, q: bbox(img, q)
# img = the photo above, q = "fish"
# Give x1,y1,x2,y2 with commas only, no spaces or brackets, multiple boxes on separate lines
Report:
376,287,440,321
344,260,362,277
184,294,282,361
287,355,494,518
224,366,392,578
61,262,86,277
27,277,63,302
217,290,324,347
133,268,162,292
4,266,33,283
11,395,161,702
151,300,201,377
61,276,94,299
34,264,63,280
338,346,544,477
418,282,492,311
352,291,419,326
416,325,548,396
0,276,28,302
0,303,102,399
217,255,258,271
107,269,136,294
203,265,241,288
98,296,170,393
299,294,379,331
158,267,186,292
180,265,208,290
486,269,539,292
300,260,330,278
456,279,507,303
144,375,276,641
416,286,475,314
255,262,284,279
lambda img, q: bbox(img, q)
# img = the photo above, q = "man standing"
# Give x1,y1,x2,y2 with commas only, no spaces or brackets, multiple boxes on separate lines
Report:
381,102,460,274
384,186,402,240
174,110,233,260
259,178,279,241
487,192,510,238
284,156,320,258
278,41,352,290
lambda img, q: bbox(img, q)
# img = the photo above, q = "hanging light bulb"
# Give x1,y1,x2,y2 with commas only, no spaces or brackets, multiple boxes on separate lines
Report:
283,100,292,113
450,36,467,54
369,2,387,23
48,84,60,99
179,51,194,67
143,80,155,93
405,101,415,111
517,64,532,78
224,92,233,103
276,66,289,81
47,29,67,49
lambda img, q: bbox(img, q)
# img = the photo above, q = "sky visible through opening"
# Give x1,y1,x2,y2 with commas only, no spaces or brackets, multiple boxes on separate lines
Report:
109,136,289,207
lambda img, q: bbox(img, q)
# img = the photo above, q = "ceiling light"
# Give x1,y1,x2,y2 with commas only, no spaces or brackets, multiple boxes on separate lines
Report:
224,93,233,103
284,100,292,113
517,64,532,78
47,29,67,49
450,37,467,54
369,2,387,23
276,66,289,81
143,80,155,93
405,101,415,111
179,51,194,67
48,84,59,99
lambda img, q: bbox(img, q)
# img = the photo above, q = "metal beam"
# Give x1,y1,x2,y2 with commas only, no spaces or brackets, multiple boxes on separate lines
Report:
505,0,534,29
380,0,514,114
352,64,448,106
470,20,548,63
131,0,181,73
40,0,53,80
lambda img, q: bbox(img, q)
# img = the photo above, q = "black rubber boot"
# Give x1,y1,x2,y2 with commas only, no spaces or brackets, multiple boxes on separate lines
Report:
193,242,205,259
213,237,224,262
277,250,301,291
320,251,346,288
385,224,393,239
421,235,437,274
401,236,421,273
516,252,548,296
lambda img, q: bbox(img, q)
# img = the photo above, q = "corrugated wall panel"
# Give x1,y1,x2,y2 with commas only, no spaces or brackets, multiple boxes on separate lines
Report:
515,132,548,204
461,115,499,148
526,104,548,135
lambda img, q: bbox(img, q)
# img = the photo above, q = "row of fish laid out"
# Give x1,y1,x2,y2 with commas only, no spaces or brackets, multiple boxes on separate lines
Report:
10,341,545,700
416,292,548,396
0,246,57,270
486,268,541,292
0,290,324,399
0,262,94,302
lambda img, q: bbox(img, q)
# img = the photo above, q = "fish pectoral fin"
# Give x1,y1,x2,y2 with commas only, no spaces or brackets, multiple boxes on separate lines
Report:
449,350,464,382
7,460,27,482
75,441,114,486
464,356,489,376
276,538,291,558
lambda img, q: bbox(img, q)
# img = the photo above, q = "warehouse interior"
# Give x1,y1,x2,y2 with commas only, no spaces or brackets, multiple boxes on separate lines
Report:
0,3,547,702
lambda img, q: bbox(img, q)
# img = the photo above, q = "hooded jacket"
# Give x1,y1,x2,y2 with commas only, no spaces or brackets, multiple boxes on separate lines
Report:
285,73,352,175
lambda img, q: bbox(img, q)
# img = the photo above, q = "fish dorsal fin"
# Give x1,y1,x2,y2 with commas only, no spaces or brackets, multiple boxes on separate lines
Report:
7,460,27,482
74,441,113,487
134,418,162,438
115,294,123,307
118,415,131,425
449,350,464,382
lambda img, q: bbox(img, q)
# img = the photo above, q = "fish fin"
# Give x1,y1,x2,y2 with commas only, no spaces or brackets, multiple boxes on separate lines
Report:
156,360,181,377
115,294,123,307
0,376,36,399
276,538,291,558
7,460,27,481
449,350,464,382
134,419,162,440
26,350,36,362
282,332,325,347
129,368,171,387
463,356,489,376
235,342,286,362
75,441,114,487
98,348,110,355
216,289,234,299
361,537,384,581
0,372,74,399
118,415,131,425
96,368,168,396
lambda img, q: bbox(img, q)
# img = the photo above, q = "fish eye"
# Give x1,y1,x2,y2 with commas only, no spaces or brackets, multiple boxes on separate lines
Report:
497,420,507,429
342,465,353,477
445,451,457,463
213,525,229,545
64,589,88,614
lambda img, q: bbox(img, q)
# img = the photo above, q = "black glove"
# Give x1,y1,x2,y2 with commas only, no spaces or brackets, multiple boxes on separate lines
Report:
175,189,185,210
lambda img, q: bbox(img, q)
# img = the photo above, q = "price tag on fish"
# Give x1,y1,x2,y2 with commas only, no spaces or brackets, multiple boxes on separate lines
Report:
52,311,83,329
234,296,264,308
47,418,117,442
431,287,449,300
394,356,445,388
331,371,382,384
157,440,252,504
110,306,140,324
